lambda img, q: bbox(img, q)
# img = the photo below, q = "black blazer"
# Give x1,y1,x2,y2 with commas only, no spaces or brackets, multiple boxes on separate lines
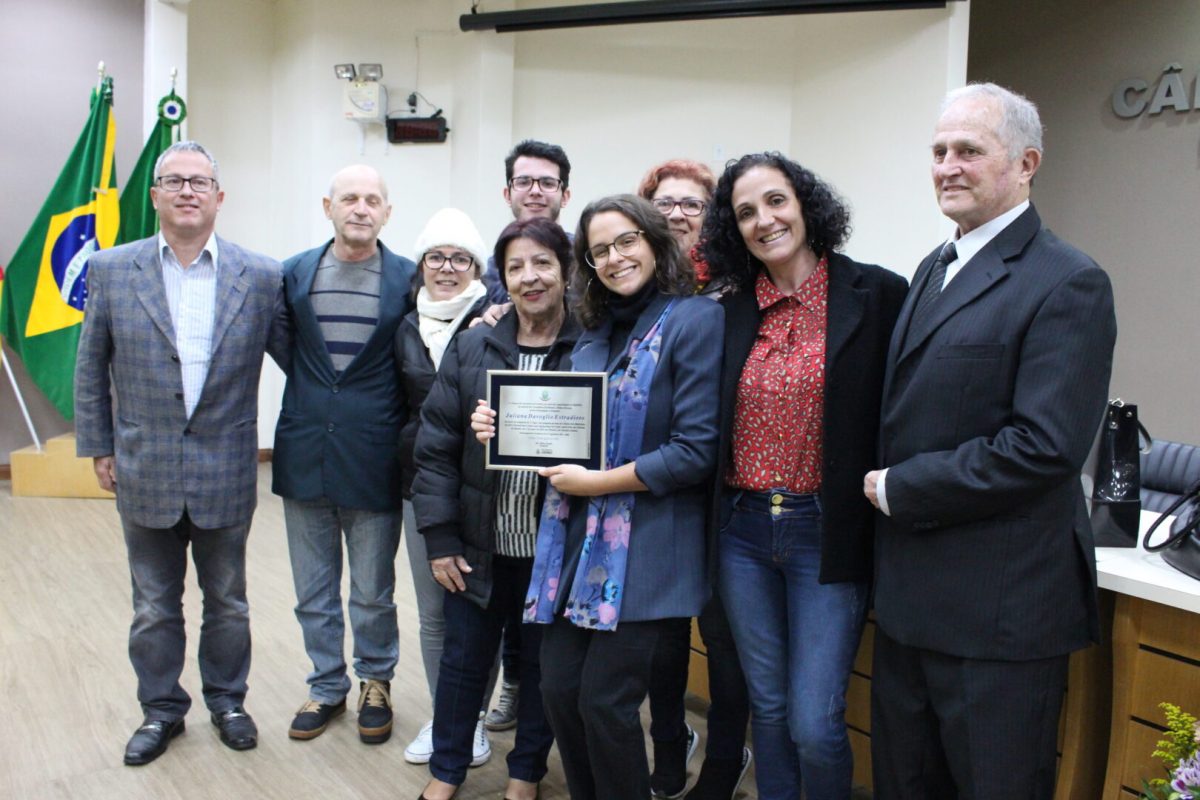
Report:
712,252,908,584
875,204,1117,661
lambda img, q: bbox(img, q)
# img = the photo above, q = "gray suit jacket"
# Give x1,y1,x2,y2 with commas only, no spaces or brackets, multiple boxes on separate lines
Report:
75,235,288,529
875,204,1117,660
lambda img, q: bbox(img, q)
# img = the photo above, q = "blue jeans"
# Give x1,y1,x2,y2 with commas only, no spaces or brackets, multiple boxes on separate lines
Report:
122,513,251,720
283,497,401,702
718,490,867,800
432,557,552,785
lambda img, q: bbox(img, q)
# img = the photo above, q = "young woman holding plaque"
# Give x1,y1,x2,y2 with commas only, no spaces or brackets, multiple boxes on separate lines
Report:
474,194,723,799
411,216,580,800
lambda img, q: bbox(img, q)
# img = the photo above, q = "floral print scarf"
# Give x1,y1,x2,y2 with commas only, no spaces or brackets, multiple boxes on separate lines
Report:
523,300,676,631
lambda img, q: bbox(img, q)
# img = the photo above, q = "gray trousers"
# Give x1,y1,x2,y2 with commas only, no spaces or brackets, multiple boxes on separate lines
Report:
403,499,501,710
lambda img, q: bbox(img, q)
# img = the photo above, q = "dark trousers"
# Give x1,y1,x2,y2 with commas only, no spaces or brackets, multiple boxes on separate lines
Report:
122,512,252,721
870,627,1068,800
540,615,675,800
500,615,522,683
648,591,750,760
648,617,690,744
432,556,552,786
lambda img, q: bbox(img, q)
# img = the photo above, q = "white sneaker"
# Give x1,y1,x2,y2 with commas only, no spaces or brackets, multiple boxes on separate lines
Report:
404,719,434,764
470,714,492,767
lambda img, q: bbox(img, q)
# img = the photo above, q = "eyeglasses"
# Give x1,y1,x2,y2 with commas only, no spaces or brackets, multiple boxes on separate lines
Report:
652,197,706,217
509,175,563,193
585,230,645,269
155,175,218,193
423,252,475,272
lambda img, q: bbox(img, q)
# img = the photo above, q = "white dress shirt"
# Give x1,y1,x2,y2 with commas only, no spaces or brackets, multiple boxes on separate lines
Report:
876,200,1030,516
159,232,219,418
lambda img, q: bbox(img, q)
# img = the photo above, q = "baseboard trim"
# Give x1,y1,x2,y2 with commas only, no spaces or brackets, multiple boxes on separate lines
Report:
1,451,273,479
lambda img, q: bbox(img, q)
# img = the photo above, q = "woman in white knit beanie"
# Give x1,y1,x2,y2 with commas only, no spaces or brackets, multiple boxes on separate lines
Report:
395,207,493,768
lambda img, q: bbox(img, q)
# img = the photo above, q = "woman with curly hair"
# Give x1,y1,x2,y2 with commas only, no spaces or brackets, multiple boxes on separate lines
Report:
701,153,908,800
476,194,723,799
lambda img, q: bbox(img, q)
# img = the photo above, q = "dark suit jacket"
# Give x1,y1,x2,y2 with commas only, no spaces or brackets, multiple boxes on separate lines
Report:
271,240,416,511
75,235,288,529
713,253,908,584
875,204,1117,661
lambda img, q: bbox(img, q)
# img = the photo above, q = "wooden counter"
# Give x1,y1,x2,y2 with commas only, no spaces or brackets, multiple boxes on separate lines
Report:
1097,515,1200,799
688,511,1200,798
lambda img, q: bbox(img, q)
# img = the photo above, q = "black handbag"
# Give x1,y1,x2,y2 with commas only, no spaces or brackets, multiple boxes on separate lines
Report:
1142,478,1200,581
1090,399,1151,547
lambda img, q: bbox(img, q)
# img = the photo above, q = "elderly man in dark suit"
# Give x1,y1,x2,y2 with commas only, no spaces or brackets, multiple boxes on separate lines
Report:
271,164,415,744
864,83,1118,799
76,141,289,765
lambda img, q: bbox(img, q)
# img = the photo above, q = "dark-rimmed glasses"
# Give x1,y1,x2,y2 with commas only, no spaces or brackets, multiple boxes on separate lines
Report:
509,175,563,193
423,252,475,272
585,230,645,269
155,175,218,193
652,197,706,217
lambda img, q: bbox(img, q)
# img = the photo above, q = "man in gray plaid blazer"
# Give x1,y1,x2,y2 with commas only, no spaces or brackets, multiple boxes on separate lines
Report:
75,141,289,766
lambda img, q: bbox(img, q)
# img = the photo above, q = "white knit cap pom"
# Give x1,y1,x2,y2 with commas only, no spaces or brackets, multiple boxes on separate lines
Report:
414,207,489,269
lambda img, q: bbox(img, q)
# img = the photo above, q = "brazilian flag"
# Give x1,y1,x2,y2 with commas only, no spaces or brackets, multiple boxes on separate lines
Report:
118,90,186,244
0,77,118,420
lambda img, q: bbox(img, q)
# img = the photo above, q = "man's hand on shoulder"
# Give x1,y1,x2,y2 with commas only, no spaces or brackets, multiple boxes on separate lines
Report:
469,302,512,329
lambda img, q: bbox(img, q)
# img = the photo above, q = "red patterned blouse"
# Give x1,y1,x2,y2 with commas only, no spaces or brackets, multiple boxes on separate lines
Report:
727,261,828,493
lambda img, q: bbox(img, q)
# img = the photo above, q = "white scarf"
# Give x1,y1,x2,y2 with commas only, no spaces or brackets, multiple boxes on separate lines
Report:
417,279,489,369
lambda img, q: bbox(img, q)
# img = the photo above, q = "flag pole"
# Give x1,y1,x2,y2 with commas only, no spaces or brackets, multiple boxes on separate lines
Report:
1,346,43,452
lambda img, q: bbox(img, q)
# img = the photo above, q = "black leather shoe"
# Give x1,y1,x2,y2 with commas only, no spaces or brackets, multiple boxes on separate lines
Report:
211,706,258,751
124,718,185,766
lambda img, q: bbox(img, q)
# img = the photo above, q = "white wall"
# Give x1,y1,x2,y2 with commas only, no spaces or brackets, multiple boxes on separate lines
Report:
511,7,965,270
189,0,965,261
181,0,967,446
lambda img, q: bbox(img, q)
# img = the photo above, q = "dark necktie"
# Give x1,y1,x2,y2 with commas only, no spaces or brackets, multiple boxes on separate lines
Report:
908,241,957,335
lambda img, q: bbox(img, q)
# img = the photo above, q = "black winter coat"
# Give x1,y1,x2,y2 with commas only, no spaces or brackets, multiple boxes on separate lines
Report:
394,296,488,498
412,311,580,609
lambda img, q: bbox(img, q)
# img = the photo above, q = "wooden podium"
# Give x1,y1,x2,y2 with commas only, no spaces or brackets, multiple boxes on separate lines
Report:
10,432,113,498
